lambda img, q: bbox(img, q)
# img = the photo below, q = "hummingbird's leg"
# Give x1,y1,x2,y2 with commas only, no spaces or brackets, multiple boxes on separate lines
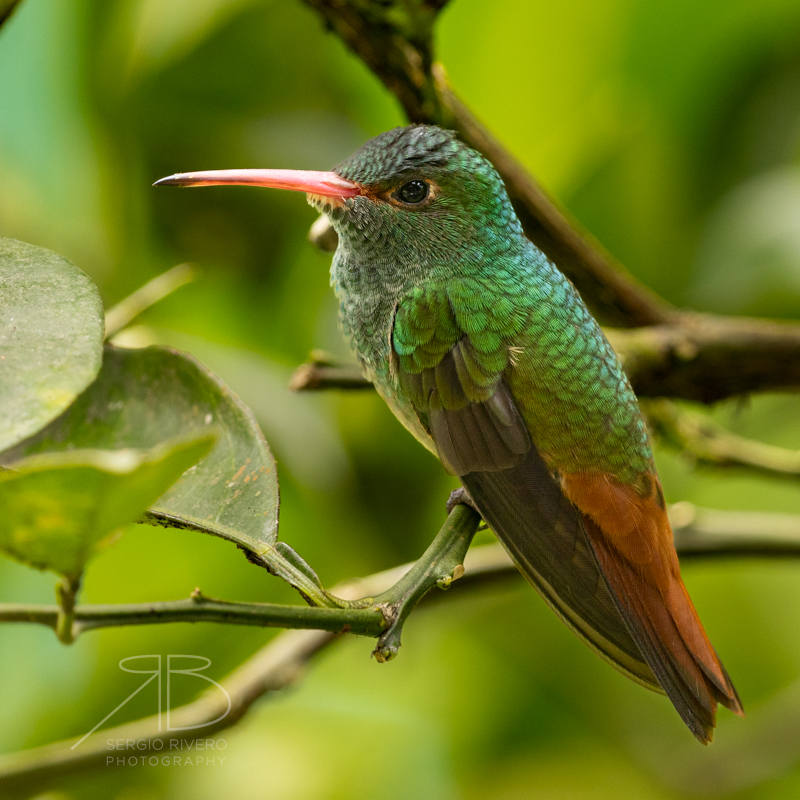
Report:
446,486,480,515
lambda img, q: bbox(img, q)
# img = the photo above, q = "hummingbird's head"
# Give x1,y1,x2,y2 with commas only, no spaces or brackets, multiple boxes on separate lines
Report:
323,125,522,261
155,125,523,264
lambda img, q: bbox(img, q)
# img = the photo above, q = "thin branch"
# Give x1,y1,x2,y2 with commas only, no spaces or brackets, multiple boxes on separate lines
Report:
289,352,370,392
646,399,800,482
0,595,385,637
0,544,515,636
0,506,481,643
104,263,196,340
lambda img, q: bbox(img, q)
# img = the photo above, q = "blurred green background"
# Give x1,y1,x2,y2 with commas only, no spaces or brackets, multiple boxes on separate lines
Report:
3,0,800,797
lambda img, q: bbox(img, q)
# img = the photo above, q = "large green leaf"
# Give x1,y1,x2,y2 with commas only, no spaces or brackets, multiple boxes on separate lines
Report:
3,345,280,553
0,238,104,452
0,436,214,579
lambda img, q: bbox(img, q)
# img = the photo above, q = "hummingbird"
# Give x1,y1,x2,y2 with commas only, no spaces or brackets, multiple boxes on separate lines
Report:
156,124,743,742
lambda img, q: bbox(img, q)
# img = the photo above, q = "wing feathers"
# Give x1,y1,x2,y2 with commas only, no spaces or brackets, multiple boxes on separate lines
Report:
421,346,530,475
462,450,662,691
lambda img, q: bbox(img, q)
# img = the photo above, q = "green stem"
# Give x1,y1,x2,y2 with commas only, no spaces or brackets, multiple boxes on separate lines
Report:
369,503,481,661
104,263,196,339
55,576,80,644
0,506,481,647
0,595,384,637
77,595,384,635
255,545,350,609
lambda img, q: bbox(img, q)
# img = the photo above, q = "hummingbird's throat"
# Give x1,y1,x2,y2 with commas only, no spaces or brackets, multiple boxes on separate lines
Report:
307,192,350,210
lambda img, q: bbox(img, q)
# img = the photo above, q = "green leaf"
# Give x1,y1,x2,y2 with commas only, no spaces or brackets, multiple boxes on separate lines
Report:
0,436,214,580
3,345,280,553
0,238,104,452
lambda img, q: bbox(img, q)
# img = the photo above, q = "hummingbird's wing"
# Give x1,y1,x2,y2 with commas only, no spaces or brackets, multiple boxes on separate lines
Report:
391,286,742,742
392,293,658,681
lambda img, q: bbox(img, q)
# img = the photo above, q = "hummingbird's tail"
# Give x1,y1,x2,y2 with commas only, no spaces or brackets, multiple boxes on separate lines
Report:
581,512,744,742
463,449,743,743
561,470,744,741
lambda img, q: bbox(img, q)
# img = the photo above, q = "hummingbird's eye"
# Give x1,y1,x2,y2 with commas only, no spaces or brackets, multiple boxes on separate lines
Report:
396,179,429,205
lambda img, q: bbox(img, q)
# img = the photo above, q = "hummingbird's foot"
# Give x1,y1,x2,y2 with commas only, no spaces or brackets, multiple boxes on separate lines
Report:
446,486,478,515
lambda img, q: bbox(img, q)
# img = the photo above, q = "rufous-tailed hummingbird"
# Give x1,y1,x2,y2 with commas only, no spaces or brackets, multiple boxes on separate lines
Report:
156,125,743,742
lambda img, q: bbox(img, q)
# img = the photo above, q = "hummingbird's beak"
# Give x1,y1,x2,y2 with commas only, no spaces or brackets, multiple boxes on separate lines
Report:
153,169,360,199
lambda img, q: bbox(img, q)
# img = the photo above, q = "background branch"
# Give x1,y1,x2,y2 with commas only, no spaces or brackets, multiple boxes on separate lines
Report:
607,315,800,402
670,504,800,558
292,310,800,403
104,263,196,339
288,352,372,392
646,400,800,482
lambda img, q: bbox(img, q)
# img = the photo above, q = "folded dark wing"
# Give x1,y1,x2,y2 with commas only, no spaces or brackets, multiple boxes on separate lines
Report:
460,434,661,691
392,300,660,689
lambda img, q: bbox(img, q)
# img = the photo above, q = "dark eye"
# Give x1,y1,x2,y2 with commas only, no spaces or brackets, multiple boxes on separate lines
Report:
397,179,429,204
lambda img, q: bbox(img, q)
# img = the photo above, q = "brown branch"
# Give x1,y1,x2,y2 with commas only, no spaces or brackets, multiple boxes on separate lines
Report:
289,361,370,392
301,0,444,123
434,72,673,328
608,313,800,402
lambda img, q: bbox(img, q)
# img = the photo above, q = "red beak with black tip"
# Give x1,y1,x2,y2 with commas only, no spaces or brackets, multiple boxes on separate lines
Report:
153,169,360,199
